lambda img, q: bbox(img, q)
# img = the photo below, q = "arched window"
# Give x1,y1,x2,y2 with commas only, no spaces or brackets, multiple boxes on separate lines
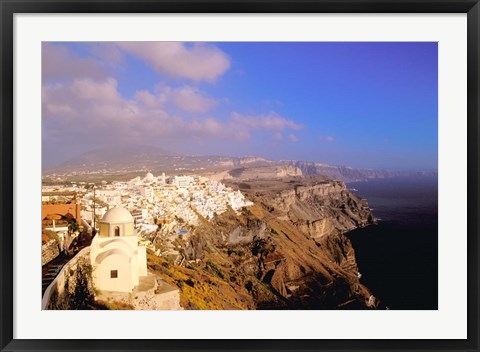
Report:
114,226,120,237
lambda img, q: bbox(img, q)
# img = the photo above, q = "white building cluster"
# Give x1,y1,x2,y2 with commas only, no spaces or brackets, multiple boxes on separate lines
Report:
44,172,253,239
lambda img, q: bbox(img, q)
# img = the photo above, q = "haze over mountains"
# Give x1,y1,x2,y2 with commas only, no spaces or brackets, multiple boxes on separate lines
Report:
44,144,437,183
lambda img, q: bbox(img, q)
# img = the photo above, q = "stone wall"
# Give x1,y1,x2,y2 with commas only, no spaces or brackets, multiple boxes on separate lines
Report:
133,284,182,310
42,239,60,266
42,247,91,310
95,274,182,310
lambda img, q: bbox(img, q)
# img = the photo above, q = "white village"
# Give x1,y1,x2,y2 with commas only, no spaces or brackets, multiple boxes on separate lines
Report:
41,173,253,310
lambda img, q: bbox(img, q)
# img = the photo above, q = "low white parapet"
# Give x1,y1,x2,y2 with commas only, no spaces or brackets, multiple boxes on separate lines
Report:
41,247,90,310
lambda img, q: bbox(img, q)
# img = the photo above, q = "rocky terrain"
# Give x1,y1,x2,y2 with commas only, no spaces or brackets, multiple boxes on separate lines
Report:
234,176,375,239
148,175,379,310
44,144,272,177
226,165,303,180
43,144,436,184
287,160,437,182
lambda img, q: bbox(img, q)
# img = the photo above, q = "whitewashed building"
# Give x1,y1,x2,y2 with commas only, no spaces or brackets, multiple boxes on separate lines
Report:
173,176,194,189
90,207,147,293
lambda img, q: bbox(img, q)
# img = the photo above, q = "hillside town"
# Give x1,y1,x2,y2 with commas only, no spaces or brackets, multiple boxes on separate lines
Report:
41,172,254,309
42,172,253,257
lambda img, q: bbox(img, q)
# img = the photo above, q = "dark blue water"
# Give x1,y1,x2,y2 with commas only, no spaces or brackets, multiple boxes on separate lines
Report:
346,176,438,310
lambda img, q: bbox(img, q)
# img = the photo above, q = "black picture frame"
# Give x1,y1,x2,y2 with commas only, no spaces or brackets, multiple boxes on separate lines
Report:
1,1,479,351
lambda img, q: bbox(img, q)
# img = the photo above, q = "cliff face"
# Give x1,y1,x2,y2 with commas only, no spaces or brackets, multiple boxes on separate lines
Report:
268,180,374,239
227,165,303,180
234,178,376,309
290,160,437,182
149,176,378,310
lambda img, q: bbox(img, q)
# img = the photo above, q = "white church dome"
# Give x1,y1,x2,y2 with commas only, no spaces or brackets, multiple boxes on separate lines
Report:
101,206,134,223
144,172,154,181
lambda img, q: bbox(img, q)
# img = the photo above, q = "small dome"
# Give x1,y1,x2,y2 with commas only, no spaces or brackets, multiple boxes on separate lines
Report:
101,206,133,223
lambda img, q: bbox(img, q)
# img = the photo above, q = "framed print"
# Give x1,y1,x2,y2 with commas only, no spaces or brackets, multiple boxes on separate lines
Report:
1,0,479,351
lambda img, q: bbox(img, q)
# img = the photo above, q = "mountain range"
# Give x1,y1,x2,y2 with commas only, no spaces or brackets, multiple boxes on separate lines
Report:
44,144,437,183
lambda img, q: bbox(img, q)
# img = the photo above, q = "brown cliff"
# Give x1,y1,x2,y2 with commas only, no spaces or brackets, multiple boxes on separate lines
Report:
149,176,378,310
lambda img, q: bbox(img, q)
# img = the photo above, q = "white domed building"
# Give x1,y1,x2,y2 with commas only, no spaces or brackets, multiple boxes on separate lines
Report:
90,206,147,293
143,172,156,184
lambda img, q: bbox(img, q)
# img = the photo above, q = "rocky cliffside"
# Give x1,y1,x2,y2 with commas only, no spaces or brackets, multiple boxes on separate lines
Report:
267,179,375,239
150,175,378,310
227,165,302,180
289,160,437,182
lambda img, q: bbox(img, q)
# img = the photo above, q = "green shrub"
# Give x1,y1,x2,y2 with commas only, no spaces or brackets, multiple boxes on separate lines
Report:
205,260,225,280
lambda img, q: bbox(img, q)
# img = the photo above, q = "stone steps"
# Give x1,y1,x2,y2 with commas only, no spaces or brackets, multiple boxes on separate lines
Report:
42,264,64,294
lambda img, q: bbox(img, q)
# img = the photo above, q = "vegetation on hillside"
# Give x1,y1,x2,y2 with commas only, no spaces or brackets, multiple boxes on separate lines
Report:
146,180,377,310
47,257,96,310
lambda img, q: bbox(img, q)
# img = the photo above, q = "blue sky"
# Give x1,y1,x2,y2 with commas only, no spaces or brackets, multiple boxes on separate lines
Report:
42,42,437,171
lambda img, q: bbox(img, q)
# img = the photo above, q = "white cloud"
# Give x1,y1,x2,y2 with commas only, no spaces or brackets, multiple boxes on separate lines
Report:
231,112,303,131
43,42,230,84
134,84,218,113
89,42,124,65
70,78,122,103
288,134,299,142
134,90,160,108
189,117,223,135
116,42,230,82
272,132,283,141
320,135,335,142
170,86,218,113
42,43,109,82
43,77,237,146
42,74,303,152
42,42,307,160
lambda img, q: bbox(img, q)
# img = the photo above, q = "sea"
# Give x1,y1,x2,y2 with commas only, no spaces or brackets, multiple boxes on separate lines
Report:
346,176,438,310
